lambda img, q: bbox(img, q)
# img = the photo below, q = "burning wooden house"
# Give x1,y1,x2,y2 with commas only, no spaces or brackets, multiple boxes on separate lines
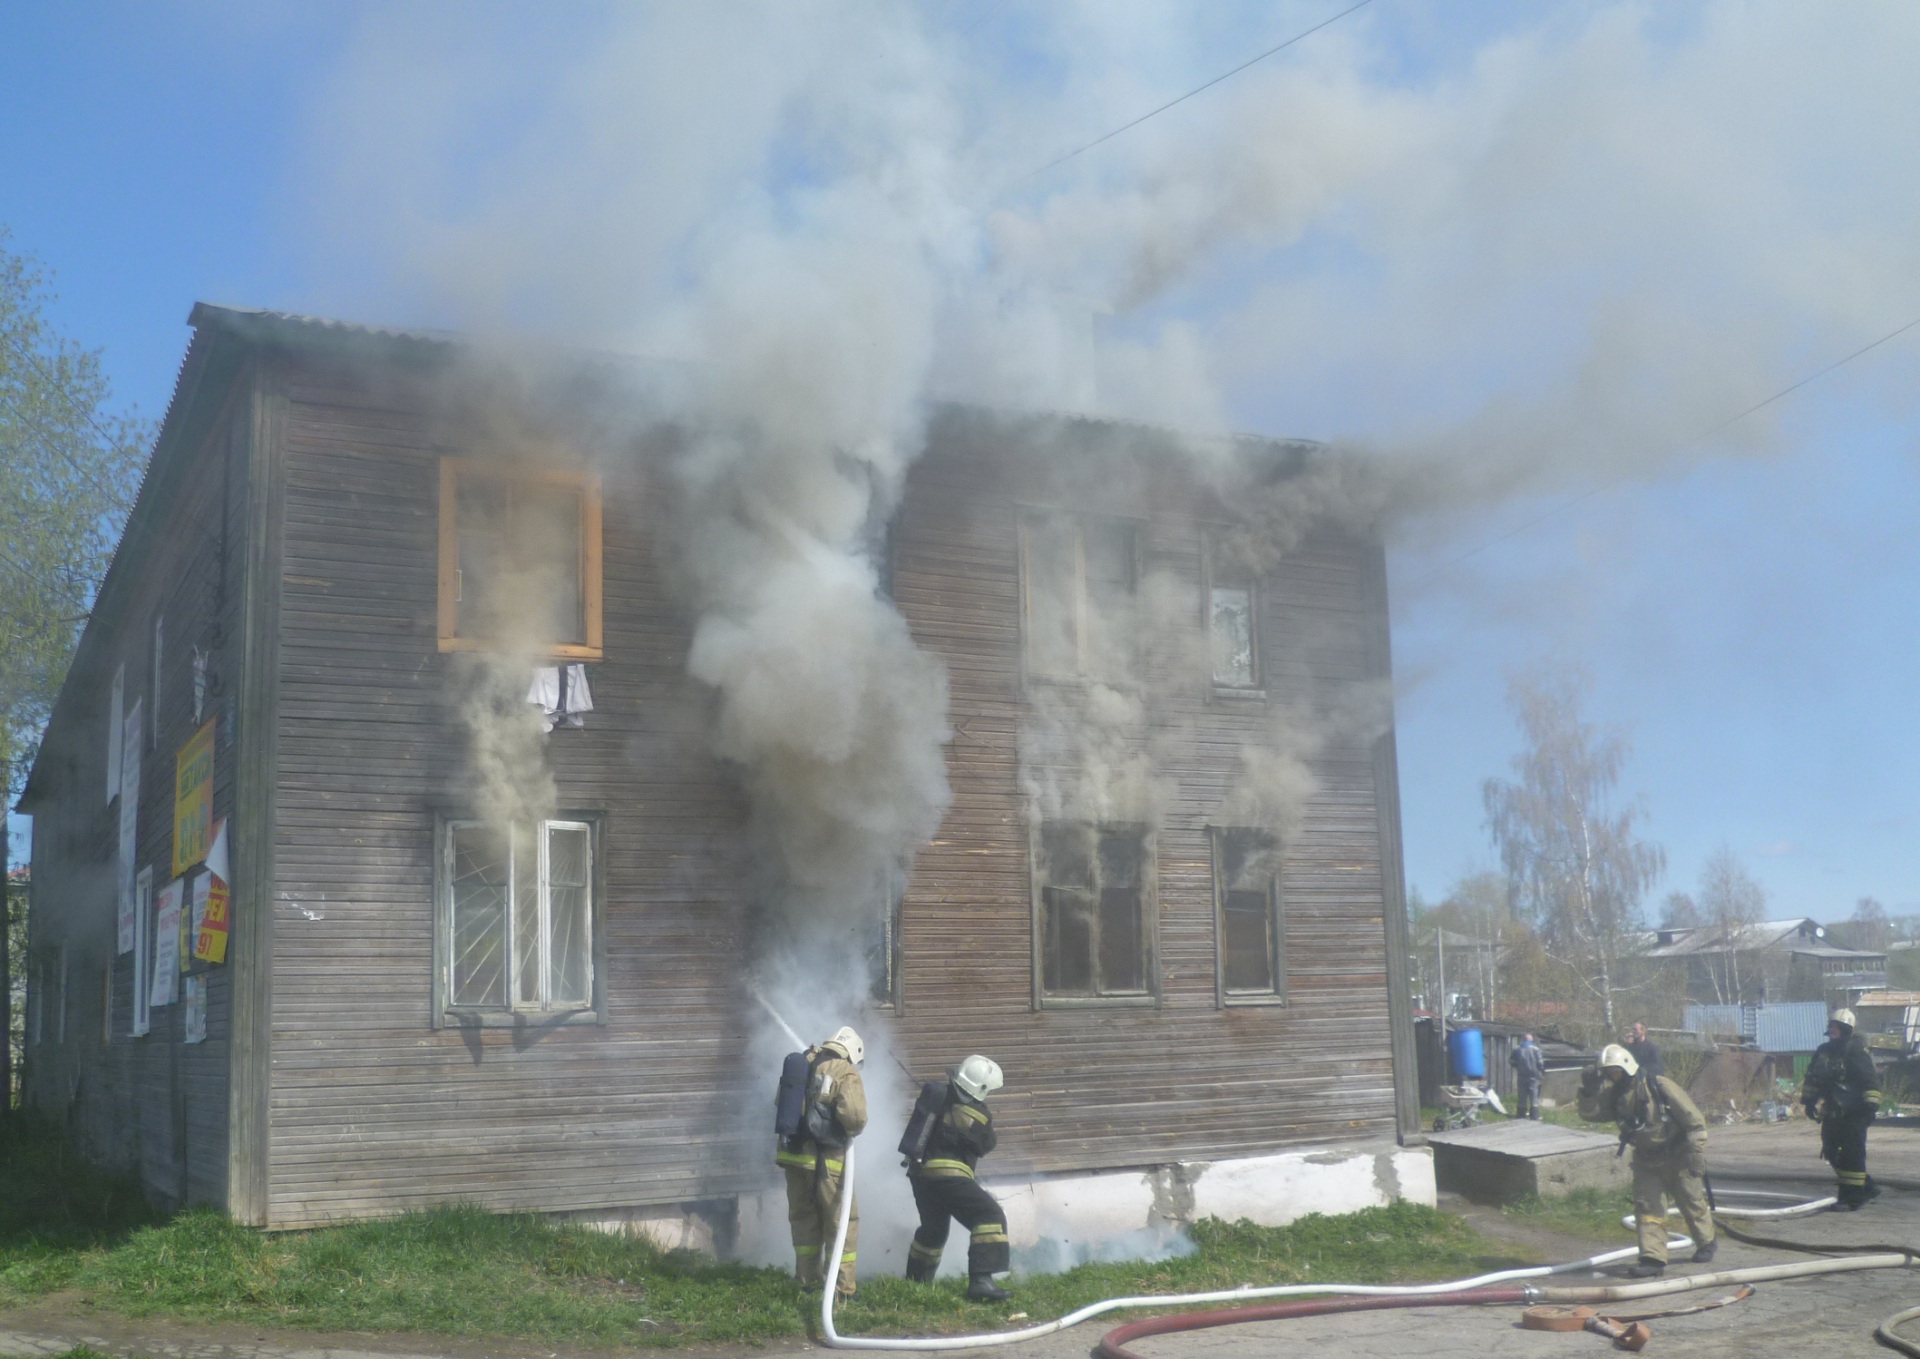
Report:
19,305,1427,1247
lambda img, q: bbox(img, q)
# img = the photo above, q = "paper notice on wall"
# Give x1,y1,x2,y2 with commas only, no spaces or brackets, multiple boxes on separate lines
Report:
172,718,215,876
151,877,182,1007
194,818,231,965
116,698,143,954
183,976,207,1044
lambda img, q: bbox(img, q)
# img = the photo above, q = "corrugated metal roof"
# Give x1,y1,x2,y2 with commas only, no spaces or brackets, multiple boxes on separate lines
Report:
1645,917,1884,961
1855,991,1920,1008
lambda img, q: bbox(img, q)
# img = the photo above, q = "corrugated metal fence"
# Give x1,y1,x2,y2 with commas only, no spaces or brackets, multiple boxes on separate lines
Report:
1684,1001,1828,1052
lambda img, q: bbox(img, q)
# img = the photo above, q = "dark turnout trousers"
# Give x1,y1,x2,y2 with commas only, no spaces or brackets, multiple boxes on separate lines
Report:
1823,1110,1875,1204
907,1175,1010,1278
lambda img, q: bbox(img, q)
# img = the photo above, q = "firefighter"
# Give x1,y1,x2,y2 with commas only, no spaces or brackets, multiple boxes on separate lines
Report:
777,1026,868,1296
1802,1008,1882,1210
1578,1042,1714,1278
904,1054,1013,1302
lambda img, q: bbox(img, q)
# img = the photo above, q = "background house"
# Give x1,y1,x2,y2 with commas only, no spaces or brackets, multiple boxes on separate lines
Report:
1645,918,1887,1010
17,306,1427,1249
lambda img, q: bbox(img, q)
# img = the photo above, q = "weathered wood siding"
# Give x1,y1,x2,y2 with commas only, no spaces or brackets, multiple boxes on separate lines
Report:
22,343,247,1210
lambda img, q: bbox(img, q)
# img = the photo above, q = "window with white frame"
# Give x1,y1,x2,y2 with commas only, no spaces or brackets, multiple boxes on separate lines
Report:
131,866,154,1036
439,818,598,1018
1020,512,1139,681
1214,828,1285,1000
1035,822,1151,1001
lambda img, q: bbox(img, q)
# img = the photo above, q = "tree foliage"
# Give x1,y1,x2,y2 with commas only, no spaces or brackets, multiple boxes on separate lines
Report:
1482,661,1664,1029
1696,844,1766,1004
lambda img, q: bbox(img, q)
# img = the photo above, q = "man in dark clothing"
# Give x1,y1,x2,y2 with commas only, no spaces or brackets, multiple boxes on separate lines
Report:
905,1055,1012,1302
1625,1021,1665,1079
1803,1008,1882,1210
1510,1033,1547,1119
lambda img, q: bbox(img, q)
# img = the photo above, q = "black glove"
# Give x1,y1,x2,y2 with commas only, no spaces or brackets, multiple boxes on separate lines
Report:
1581,1066,1602,1097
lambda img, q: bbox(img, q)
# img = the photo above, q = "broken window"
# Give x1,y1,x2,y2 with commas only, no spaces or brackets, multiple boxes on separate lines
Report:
438,458,604,659
1036,822,1151,1000
1020,513,1139,681
441,817,598,1017
1214,828,1285,1000
1207,541,1260,690
865,874,905,1009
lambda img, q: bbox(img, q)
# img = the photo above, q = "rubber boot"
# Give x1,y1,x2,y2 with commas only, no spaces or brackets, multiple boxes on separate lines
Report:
905,1255,938,1285
967,1273,1012,1302
1691,1239,1716,1264
1863,1177,1883,1206
1625,1257,1665,1279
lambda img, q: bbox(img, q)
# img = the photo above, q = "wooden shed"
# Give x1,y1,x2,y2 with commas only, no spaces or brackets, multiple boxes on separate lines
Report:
18,305,1422,1237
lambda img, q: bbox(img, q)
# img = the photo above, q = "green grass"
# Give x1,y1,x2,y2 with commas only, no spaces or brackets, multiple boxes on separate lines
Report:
1500,1187,1638,1243
0,1119,1530,1347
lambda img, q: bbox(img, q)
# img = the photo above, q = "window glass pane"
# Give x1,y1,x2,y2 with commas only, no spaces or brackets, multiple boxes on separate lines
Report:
450,825,510,1007
456,479,509,639
1223,890,1275,992
517,485,585,646
1083,522,1136,677
455,476,584,646
513,823,540,1006
1024,519,1079,676
1210,586,1256,686
1043,887,1096,993
545,823,592,1006
1041,823,1093,887
1098,886,1145,991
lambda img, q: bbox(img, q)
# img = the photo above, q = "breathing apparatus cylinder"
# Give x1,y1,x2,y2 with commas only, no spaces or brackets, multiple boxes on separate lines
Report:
899,1078,950,1163
774,1050,813,1140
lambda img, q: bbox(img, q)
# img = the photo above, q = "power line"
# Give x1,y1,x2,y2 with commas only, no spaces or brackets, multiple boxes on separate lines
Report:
1405,312,1920,590
1011,0,1377,187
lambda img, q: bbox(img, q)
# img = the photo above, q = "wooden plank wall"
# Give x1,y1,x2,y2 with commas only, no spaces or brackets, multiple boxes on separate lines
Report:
23,365,245,1210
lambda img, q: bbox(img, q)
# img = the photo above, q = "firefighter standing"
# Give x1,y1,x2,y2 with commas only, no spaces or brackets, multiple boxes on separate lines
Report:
777,1026,869,1296
905,1055,1013,1302
1802,1007,1882,1210
1578,1043,1714,1278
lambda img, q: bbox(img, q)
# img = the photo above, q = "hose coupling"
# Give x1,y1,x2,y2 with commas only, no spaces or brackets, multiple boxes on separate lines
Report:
1521,1284,1543,1303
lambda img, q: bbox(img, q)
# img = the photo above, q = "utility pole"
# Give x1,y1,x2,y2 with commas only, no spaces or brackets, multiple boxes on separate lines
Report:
1436,927,1447,1080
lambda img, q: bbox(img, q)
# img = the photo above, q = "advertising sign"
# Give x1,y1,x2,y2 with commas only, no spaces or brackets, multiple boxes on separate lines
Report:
194,818,232,965
151,877,183,1007
172,719,215,876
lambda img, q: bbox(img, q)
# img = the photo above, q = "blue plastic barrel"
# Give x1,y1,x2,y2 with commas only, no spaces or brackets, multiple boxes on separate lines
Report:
1447,1026,1486,1081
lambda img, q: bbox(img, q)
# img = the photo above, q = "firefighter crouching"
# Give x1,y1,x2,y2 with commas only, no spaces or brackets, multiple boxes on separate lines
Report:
903,1055,1013,1302
1803,1007,1882,1210
1578,1042,1714,1278
777,1026,868,1296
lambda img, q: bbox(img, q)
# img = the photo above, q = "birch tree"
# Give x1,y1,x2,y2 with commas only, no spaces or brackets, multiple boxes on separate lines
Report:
1483,662,1664,1030
0,230,148,1109
1697,845,1766,1005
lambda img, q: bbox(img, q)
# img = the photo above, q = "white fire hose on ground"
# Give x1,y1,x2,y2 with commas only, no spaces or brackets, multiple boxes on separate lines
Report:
816,1144,1911,1352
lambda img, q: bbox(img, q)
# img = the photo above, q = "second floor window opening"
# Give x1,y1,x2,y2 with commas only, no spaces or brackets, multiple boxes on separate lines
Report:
1207,541,1260,690
1021,512,1138,681
439,458,604,659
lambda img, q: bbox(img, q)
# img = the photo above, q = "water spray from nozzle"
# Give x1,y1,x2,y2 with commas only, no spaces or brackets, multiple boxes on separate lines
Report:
753,988,806,1049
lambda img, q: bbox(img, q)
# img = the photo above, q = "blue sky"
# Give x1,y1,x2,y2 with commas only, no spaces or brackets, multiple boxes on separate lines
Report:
5,1,1917,922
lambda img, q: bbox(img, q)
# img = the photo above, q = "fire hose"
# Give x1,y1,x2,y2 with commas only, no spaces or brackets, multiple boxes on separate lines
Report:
816,1144,1919,1353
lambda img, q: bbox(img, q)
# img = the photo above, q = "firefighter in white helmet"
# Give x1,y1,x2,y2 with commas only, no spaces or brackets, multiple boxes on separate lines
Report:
903,1055,1012,1302
1802,1008,1882,1210
1578,1042,1714,1277
776,1026,868,1296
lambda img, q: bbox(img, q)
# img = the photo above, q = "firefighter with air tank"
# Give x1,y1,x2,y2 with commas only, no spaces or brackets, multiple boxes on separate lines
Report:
1579,1042,1715,1278
901,1054,1014,1302
776,1026,868,1296
1803,1006,1882,1210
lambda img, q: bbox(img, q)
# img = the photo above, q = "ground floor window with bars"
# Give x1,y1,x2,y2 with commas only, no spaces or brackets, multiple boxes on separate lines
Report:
1213,827,1285,1002
1034,822,1152,1003
437,816,601,1023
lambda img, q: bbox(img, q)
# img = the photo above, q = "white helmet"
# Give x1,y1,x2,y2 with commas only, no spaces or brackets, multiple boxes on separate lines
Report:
826,1026,865,1066
1831,1009,1856,1031
953,1054,1004,1101
1598,1043,1639,1077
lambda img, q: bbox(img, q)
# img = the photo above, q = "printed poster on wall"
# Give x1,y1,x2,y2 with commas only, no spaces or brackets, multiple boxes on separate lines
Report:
151,877,182,1007
172,718,215,876
183,976,207,1044
115,699,143,954
193,818,231,965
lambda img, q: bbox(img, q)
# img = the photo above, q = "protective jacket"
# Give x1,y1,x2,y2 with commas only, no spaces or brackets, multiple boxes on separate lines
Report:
1579,1071,1707,1161
775,1043,869,1175
1510,1041,1546,1083
912,1090,996,1180
1803,1032,1881,1118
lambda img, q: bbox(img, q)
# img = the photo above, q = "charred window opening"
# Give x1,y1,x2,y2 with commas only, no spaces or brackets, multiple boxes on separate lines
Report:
1214,828,1285,1001
1206,539,1260,691
441,817,598,1019
438,458,604,659
1020,513,1139,681
865,875,905,1009
1036,822,1150,1000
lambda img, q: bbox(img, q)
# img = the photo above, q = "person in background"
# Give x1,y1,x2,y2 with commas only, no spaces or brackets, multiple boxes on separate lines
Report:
1578,1043,1714,1278
1510,1032,1547,1120
1626,1020,1665,1078
776,1026,868,1296
1802,1008,1882,1211
905,1055,1013,1302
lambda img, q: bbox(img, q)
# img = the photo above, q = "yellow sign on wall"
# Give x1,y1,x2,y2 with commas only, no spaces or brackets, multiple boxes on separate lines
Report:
172,719,216,876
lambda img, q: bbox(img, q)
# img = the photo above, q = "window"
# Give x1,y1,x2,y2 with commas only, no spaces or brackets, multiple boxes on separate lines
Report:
1034,822,1152,1001
865,875,905,1009
438,458,604,659
1206,540,1260,691
1020,513,1138,681
438,817,600,1021
132,866,153,1037
1214,828,1285,1002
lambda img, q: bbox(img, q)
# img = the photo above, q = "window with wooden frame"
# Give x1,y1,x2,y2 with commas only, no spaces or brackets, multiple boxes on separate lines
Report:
1205,537,1261,693
438,458,604,659
1034,822,1154,1003
436,815,604,1025
1019,512,1139,682
1213,827,1286,1003
865,874,905,1010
